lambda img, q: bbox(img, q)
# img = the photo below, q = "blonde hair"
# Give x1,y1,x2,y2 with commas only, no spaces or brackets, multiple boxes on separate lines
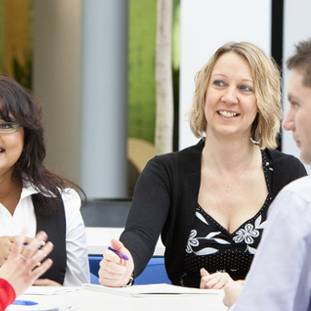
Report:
190,41,281,149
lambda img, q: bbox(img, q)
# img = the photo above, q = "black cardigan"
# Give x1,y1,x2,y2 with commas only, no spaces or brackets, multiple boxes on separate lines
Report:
120,139,307,285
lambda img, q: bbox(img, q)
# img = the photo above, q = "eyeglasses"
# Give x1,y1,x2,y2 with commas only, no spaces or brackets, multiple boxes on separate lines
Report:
0,121,21,134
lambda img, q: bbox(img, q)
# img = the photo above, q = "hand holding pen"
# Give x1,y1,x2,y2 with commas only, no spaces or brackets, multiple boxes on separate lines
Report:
99,239,134,287
108,246,129,261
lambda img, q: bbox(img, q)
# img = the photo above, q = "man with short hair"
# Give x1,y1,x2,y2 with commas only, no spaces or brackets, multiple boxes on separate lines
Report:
226,39,311,311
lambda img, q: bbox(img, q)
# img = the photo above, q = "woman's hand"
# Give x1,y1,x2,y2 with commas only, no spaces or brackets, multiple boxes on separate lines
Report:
0,236,36,265
200,268,234,289
0,236,16,265
99,239,134,287
223,280,244,307
0,231,53,296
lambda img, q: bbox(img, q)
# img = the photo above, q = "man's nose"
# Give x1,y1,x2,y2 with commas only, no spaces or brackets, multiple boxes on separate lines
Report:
282,112,294,131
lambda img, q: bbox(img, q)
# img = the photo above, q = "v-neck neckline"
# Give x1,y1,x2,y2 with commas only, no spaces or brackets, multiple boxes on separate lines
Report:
197,192,271,237
196,149,273,237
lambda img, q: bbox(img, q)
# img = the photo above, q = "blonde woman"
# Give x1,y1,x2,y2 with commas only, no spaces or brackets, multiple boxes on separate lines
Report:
99,42,307,288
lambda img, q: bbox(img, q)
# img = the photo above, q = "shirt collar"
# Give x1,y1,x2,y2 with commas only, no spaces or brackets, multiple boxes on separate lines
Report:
20,182,40,200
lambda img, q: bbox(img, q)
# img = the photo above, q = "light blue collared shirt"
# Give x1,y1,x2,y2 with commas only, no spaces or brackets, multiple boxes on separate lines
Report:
232,176,311,311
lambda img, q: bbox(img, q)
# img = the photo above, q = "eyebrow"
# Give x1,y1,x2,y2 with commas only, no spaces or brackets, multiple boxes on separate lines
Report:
212,73,253,83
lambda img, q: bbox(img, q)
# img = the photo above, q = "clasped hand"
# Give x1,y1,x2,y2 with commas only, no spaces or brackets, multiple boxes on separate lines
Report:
200,268,244,307
200,268,234,289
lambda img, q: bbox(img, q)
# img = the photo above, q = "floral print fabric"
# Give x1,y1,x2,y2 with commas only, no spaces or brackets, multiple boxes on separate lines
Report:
183,152,272,283
186,208,267,256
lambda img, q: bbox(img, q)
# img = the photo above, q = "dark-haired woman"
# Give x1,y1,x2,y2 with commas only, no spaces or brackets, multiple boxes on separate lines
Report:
0,75,89,286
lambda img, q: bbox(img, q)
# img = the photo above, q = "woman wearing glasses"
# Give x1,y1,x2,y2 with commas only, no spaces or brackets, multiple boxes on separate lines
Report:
0,75,89,286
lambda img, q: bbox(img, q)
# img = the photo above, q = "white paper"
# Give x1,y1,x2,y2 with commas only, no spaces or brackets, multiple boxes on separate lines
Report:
83,283,221,297
24,286,80,295
7,287,80,310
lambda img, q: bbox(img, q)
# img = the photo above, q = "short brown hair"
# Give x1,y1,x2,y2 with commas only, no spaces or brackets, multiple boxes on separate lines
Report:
287,39,311,87
190,41,281,149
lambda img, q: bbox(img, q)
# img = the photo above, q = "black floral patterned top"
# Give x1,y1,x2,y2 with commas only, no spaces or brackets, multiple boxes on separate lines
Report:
183,152,273,287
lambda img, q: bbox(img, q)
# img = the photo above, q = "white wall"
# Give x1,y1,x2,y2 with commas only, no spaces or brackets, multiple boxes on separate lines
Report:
179,0,272,149
33,0,129,197
33,0,82,183
283,0,311,172
80,0,128,198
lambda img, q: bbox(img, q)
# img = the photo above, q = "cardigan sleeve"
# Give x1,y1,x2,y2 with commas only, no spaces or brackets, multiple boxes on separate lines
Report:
0,278,16,310
286,155,308,180
271,153,307,197
120,156,172,277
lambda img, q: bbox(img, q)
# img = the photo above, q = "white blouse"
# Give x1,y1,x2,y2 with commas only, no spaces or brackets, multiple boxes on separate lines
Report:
0,184,90,286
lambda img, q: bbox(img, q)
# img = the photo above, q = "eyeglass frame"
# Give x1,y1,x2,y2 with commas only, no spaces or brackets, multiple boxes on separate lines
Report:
0,121,21,134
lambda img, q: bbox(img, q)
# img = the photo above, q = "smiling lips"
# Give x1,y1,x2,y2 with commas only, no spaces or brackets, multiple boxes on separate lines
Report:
217,110,240,118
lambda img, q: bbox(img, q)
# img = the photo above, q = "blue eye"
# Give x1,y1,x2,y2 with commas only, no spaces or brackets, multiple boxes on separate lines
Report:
239,84,254,93
212,80,226,87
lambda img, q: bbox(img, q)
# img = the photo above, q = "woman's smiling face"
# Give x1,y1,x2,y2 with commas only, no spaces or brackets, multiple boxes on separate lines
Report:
204,52,258,139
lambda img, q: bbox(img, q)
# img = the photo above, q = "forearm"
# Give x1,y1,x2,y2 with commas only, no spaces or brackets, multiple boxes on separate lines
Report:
121,158,171,276
120,229,156,276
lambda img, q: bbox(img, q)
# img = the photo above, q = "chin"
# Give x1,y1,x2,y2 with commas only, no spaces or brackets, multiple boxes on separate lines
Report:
300,151,311,165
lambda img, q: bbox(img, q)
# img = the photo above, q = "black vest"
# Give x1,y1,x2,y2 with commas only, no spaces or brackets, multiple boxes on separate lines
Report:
32,193,67,285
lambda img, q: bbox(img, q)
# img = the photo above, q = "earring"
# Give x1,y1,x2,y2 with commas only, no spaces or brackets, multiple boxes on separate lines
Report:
250,137,260,145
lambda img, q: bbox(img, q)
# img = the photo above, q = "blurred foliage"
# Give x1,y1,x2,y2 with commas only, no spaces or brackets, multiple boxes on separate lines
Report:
0,3,4,72
12,53,32,90
128,0,180,145
0,1,32,90
128,0,156,143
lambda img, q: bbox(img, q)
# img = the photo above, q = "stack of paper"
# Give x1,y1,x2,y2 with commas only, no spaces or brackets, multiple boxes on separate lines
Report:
84,283,221,297
7,287,80,311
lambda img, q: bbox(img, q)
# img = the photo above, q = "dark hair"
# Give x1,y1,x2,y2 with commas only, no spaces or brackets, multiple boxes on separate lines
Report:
287,39,311,87
0,75,82,212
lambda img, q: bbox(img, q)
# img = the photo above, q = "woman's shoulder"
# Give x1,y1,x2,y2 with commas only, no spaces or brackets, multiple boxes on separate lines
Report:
265,148,304,166
265,149,307,179
148,139,204,167
59,188,81,209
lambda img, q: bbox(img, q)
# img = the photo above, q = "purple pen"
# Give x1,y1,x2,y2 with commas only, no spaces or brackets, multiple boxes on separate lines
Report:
108,246,129,261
